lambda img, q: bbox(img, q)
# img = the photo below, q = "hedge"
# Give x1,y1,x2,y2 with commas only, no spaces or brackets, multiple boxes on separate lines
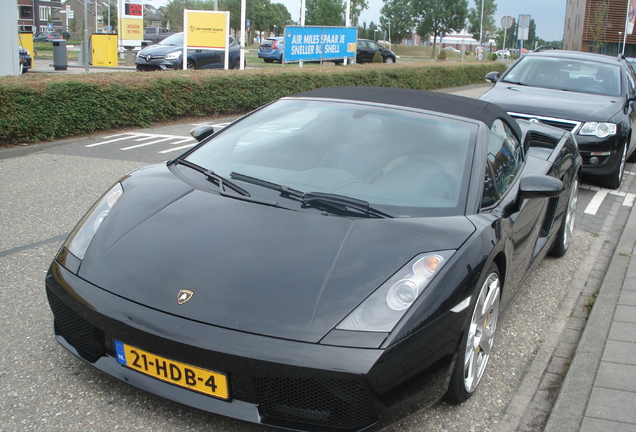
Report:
0,62,506,145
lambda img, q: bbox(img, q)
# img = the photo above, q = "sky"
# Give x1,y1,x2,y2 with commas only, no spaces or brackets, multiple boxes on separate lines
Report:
145,0,567,42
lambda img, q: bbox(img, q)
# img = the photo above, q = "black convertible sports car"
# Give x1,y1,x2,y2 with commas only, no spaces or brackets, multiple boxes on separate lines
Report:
46,87,581,431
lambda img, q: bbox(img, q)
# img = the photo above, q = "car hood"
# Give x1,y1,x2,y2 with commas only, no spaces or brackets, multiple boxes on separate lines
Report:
77,164,476,343
480,83,622,122
138,44,181,56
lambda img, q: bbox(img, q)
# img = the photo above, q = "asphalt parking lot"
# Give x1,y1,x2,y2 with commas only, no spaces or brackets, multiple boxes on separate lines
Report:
1,85,635,432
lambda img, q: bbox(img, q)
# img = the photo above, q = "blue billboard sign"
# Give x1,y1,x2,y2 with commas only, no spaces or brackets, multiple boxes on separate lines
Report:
284,26,357,63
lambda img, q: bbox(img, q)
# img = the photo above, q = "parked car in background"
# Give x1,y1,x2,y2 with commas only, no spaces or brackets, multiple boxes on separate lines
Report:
46,86,580,432
143,27,176,44
445,46,461,53
355,39,397,63
481,50,636,189
18,46,32,74
135,32,241,71
495,49,510,59
33,31,66,42
258,37,284,62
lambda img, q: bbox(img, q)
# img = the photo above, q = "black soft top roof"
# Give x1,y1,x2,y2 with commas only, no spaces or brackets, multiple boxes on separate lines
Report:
292,86,522,140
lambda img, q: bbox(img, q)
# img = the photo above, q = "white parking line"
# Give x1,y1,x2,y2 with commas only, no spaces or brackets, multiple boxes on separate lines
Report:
159,143,197,154
121,137,174,151
584,189,609,215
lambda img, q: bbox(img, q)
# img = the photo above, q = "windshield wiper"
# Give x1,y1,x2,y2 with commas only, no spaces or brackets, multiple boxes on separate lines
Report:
230,172,304,198
302,192,393,219
230,173,393,218
174,159,251,197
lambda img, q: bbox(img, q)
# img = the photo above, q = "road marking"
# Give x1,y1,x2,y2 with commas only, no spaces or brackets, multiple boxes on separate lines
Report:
86,124,230,154
584,189,609,215
580,185,636,215
121,137,174,151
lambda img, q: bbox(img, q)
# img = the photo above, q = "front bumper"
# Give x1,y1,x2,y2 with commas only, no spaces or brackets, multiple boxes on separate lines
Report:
135,58,181,71
575,134,623,176
46,260,458,431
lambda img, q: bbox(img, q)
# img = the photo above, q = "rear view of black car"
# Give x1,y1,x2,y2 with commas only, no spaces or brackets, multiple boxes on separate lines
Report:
481,50,636,189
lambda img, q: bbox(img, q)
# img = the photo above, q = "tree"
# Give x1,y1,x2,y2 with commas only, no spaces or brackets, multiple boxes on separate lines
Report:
380,0,416,43
305,0,368,26
102,3,117,32
414,0,468,57
305,0,345,26
162,0,215,32
467,0,497,45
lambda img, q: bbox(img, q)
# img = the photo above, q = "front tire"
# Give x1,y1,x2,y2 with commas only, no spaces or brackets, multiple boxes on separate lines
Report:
445,263,501,403
550,177,578,257
186,59,195,70
599,143,626,189
383,56,395,64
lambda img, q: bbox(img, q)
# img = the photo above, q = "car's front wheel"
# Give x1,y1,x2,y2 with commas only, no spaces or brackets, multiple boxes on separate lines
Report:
550,177,578,257
599,142,627,189
383,56,395,64
445,263,500,403
186,59,195,69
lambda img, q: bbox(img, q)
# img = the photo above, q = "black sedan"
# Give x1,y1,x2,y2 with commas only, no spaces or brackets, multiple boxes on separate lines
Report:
135,32,241,71
355,39,396,63
46,87,580,431
480,50,636,189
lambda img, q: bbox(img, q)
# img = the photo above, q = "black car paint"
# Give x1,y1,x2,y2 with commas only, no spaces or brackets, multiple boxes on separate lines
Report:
45,90,580,431
480,50,636,183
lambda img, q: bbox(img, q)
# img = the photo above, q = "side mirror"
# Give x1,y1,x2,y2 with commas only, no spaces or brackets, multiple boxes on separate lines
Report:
519,175,564,200
190,125,215,142
485,71,500,83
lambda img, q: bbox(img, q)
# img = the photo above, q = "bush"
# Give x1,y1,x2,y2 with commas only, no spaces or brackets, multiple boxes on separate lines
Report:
437,50,447,61
489,53,498,61
0,62,507,145
372,51,383,63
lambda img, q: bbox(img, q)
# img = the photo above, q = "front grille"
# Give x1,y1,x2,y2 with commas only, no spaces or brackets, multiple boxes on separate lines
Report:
256,376,377,431
46,287,106,363
509,112,581,133
540,196,560,237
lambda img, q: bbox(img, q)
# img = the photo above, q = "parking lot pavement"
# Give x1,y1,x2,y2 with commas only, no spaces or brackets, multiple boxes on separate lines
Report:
28,57,136,74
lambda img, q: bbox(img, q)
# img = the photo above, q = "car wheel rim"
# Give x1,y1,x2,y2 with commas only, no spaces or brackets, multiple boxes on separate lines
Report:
464,272,500,393
563,178,578,249
187,60,195,69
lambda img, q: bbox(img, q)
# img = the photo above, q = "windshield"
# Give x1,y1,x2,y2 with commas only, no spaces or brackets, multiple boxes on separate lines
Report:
185,99,477,217
502,56,622,96
159,33,184,46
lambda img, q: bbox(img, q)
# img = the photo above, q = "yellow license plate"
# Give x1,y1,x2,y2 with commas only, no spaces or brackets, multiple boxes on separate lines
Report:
114,341,229,400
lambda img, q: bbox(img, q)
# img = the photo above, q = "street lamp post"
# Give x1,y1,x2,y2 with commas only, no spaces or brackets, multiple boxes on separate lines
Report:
273,24,276,36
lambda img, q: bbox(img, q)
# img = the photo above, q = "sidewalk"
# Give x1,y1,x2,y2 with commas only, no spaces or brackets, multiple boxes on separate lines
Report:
545,196,636,430
29,57,135,74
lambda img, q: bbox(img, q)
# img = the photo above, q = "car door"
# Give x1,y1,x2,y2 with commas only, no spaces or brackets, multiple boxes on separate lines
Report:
482,119,551,304
625,62,636,156
356,40,374,63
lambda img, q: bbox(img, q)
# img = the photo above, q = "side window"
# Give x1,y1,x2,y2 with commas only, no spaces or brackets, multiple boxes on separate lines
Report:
483,119,523,206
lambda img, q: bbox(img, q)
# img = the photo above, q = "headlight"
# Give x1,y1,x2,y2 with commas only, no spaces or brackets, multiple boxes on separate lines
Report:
164,51,182,60
579,122,617,138
65,183,123,260
336,251,454,332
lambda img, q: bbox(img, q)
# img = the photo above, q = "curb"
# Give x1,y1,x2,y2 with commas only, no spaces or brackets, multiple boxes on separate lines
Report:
544,201,636,430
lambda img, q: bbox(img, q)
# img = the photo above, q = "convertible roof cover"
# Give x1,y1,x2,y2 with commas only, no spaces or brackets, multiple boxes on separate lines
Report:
292,86,522,140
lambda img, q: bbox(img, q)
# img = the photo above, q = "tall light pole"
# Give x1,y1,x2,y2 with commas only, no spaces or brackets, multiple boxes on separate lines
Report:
479,0,485,47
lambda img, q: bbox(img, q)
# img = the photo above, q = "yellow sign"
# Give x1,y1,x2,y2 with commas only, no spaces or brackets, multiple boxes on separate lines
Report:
184,10,228,50
121,18,143,41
